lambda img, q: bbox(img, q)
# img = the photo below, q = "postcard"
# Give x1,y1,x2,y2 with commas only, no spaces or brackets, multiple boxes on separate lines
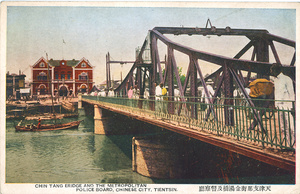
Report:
0,1,299,194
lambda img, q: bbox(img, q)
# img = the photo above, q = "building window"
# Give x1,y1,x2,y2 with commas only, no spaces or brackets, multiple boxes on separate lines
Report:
67,71,72,80
81,62,86,67
80,84,87,93
55,74,59,80
37,72,47,80
40,62,45,67
62,62,65,65
61,71,65,80
79,72,87,80
39,84,47,95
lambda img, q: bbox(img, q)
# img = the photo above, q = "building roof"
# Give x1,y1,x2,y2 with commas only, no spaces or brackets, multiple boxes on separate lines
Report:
6,73,26,77
48,59,80,67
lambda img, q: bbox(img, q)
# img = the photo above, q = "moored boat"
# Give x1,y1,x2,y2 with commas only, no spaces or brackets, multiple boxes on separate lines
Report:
15,120,83,132
25,113,78,120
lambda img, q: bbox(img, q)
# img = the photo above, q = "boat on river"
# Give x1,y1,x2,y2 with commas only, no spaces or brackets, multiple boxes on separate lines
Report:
15,53,83,132
15,120,83,132
25,113,78,120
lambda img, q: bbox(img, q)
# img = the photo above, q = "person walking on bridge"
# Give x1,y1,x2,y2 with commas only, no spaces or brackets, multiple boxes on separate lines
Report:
270,63,295,149
132,85,140,99
128,86,133,99
128,86,133,107
155,83,163,112
108,87,115,97
162,85,168,114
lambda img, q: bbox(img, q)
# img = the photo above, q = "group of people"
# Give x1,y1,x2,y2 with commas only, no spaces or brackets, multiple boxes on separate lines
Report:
232,63,295,149
53,89,74,102
127,85,140,99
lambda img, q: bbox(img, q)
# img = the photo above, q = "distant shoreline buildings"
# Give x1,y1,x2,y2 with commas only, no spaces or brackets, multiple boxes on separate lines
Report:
31,57,94,96
6,71,26,99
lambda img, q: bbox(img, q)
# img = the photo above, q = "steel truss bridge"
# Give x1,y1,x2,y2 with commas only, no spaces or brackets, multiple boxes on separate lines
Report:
91,25,295,172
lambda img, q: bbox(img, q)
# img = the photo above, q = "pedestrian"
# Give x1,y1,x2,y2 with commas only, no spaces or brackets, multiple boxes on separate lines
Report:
132,85,140,107
128,86,133,98
201,80,215,104
161,85,168,113
132,85,140,99
37,118,41,129
108,87,115,97
155,83,162,100
248,77,274,108
201,80,215,111
270,63,295,149
69,89,73,97
155,83,164,112
128,86,133,107
144,88,150,99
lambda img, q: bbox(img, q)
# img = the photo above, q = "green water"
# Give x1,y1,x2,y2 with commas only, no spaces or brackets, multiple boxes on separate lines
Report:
5,113,294,184
6,115,153,183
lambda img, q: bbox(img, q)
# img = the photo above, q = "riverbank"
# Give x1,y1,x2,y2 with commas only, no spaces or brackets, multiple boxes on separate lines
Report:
6,97,78,119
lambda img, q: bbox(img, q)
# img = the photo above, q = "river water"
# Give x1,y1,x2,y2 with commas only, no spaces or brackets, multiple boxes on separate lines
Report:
6,113,294,184
6,114,154,183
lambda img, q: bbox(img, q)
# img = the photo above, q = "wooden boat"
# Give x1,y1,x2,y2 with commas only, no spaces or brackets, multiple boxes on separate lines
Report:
25,113,78,120
15,120,82,132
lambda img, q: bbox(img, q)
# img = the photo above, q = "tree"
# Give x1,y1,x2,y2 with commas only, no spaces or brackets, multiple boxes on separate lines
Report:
162,67,186,86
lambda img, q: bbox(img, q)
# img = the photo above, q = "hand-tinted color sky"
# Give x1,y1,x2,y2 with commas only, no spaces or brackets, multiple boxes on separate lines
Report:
5,4,296,84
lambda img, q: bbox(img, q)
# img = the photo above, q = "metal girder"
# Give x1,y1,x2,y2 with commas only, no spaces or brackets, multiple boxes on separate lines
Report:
106,53,111,90
136,63,153,67
223,62,234,126
114,36,149,93
108,60,135,64
205,71,224,121
229,68,266,134
264,33,295,48
167,47,175,114
203,67,222,83
234,40,255,59
172,49,185,99
269,41,281,64
255,37,269,78
290,52,296,67
190,57,198,119
149,32,157,111
153,27,269,37
151,30,295,80
153,27,295,48
156,47,163,84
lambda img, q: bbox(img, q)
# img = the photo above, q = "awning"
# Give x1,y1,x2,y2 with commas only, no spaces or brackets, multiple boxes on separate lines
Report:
20,88,30,94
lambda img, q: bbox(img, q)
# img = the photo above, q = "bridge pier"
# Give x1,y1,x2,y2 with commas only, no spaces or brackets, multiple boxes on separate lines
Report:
94,105,113,135
78,93,83,109
132,136,185,179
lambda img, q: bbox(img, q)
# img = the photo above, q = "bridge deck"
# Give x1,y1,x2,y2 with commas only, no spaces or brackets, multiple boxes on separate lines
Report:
82,97,295,172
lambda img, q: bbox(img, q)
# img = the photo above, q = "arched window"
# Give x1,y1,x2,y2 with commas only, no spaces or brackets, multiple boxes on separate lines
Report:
79,72,88,80
39,84,47,95
80,84,87,93
40,62,45,67
81,62,86,67
37,72,47,80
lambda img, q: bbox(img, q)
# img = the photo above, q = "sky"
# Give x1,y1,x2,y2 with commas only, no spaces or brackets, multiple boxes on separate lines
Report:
4,2,296,85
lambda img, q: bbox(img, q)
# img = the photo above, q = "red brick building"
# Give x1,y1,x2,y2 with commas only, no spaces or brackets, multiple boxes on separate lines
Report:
31,57,93,96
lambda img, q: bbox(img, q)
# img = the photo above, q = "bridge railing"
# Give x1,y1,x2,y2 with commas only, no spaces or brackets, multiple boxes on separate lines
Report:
82,95,295,151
